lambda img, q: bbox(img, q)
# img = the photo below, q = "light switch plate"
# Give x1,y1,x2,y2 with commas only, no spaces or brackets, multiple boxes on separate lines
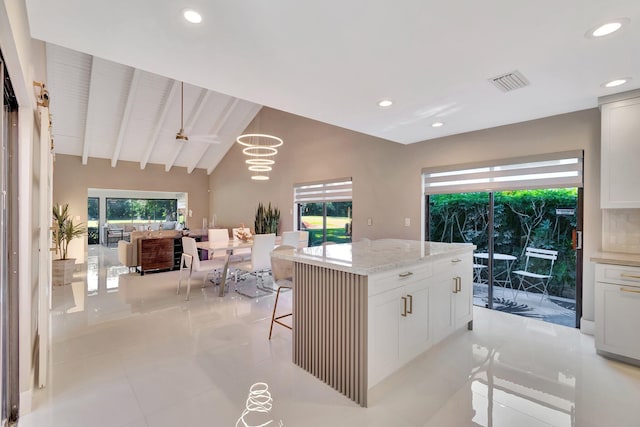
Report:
367,217,372,226
404,218,410,227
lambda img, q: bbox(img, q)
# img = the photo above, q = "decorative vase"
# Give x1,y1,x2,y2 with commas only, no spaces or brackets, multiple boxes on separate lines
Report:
52,258,76,286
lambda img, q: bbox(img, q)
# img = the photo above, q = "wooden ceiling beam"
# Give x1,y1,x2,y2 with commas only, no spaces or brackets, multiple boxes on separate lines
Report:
140,79,179,170
187,97,239,174
81,56,96,165
111,68,141,167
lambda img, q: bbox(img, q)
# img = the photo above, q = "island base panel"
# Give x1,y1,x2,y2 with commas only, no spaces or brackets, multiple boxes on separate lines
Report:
293,263,368,407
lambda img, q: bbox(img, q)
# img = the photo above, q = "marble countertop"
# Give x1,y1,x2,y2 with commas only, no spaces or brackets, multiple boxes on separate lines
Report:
271,239,475,275
590,251,640,267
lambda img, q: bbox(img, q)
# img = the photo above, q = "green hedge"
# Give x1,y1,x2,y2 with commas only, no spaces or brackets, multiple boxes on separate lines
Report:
429,189,577,298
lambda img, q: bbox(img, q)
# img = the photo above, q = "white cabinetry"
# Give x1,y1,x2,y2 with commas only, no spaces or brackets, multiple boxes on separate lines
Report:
368,264,432,387
600,94,640,208
368,252,473,387
431,253,473,343
595,263,640,363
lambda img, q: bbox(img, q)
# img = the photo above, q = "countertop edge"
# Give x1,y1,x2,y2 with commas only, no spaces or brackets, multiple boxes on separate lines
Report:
590,251,640,267
272,242,475,276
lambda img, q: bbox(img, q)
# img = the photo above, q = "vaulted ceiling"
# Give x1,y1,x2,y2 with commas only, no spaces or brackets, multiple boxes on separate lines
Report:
24,0,640,173
46,44,260,174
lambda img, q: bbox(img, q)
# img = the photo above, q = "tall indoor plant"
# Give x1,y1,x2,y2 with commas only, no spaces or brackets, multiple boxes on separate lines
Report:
52,203,85,285
254,202,280,234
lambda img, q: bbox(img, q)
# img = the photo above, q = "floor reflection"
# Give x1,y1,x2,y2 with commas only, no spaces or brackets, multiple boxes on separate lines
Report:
28,244,640,427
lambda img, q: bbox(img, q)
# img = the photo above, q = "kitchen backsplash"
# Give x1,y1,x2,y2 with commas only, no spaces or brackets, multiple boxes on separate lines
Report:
602,209,640,253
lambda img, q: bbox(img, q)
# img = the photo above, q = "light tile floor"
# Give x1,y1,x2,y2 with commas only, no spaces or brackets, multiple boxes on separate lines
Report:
20,245,640,426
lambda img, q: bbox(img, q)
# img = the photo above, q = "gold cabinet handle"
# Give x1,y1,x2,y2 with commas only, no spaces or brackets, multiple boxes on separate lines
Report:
620,287,640,294
407,294,413,314
451,258,462,263
401,296,407,317
621,273,640,280
452,278,458,293
399,272,413,278
458,277,462,292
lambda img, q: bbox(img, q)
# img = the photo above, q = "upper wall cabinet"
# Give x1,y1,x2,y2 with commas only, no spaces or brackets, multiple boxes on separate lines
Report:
600,91,640,208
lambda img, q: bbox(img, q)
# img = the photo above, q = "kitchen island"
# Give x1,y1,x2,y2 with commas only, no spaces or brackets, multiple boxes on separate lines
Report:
271,239,475,406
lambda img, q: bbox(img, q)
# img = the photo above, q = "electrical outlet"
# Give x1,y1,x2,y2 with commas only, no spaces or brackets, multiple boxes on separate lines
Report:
404,218,410,227
367,217,372,226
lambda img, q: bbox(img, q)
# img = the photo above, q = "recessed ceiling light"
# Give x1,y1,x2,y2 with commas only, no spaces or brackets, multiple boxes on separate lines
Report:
183,9,202,24
378,99,393,108
431,122,444,128
603,78,630,88
586,18,628,38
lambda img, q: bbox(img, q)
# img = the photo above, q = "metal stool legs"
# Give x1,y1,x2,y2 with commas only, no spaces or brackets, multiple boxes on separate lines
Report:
269,285,292,339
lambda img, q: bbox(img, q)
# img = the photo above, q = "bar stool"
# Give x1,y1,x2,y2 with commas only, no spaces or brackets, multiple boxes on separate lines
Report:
269,245,295,339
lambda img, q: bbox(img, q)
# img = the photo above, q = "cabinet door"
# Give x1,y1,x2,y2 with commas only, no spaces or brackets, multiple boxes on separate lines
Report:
595,282,640,360
368,287,402,387
429,274,455,345
453,255,473,328
400,280,431,364
601,97,640,208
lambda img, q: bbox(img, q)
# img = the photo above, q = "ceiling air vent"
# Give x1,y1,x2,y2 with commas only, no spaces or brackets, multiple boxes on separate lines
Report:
489,70,530,92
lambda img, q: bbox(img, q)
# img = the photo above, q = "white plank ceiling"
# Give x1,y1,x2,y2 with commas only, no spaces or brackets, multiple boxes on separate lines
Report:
26,1,640,153
46,44,260,174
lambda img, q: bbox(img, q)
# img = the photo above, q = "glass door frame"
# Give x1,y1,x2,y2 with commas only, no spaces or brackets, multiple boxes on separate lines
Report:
425,189,583,328
1,55,20,424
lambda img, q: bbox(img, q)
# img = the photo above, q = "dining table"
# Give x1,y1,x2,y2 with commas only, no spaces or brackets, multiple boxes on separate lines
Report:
196,237,282,297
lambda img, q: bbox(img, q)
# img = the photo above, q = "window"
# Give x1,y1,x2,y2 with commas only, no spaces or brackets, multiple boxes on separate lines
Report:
294,178,352,247
87,197,99,244
106,198,177,224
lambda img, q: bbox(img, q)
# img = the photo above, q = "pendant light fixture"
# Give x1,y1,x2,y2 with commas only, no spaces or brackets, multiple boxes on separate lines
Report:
236,113,283,180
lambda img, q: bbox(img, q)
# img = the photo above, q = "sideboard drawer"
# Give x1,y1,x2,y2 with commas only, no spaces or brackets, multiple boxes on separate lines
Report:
596,264,640,287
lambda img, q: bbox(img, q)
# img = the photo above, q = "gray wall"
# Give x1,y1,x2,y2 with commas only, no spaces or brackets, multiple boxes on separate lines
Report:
210,107,602,326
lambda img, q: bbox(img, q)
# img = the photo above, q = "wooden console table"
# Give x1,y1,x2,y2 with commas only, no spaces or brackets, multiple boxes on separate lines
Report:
137,237,174,275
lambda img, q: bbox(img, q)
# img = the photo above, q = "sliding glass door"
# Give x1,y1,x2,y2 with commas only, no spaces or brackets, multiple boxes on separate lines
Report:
428,188,580,327
1,55,19,424
423,152,584,327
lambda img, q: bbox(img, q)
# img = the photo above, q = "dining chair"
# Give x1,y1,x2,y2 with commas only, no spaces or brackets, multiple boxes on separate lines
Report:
280,231,299,247
298,230,309,248
178,236,226,300
207,228,230,261
512,247,558,302
269,245,295,339
232,233,277,295
232,227,253,261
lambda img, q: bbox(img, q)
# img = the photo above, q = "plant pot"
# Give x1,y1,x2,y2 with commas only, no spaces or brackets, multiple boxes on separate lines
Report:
52,258,76,286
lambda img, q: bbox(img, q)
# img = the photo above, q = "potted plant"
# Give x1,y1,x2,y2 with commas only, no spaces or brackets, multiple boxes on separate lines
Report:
254,202,280,234
52,203,86,286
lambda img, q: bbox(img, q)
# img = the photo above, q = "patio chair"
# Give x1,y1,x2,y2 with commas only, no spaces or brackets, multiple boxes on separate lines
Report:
512,247,558,302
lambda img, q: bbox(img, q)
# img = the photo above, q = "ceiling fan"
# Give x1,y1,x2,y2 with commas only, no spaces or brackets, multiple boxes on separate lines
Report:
175,81,221,144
